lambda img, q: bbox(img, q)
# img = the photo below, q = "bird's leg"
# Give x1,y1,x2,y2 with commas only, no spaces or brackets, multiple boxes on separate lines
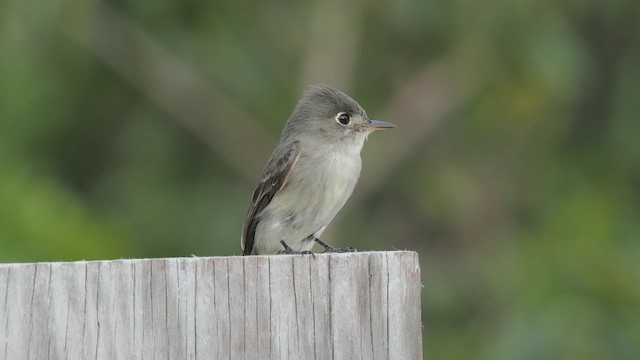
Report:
277,240,314,255
313,237,357,253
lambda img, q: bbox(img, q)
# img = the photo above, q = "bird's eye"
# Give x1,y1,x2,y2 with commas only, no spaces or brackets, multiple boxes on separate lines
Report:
336,113,351,125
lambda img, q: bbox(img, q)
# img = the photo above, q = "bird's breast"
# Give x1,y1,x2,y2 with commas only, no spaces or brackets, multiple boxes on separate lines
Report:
266,146,361,230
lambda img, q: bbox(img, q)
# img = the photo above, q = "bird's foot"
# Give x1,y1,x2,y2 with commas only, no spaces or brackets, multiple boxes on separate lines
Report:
277,240,315,255
314,238,357,253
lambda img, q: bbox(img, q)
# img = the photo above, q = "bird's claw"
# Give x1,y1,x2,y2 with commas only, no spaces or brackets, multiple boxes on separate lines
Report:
277,240,315,256
314,238,357,253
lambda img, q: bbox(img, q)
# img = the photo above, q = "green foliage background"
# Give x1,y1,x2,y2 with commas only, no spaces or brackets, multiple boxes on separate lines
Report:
1,0,639,358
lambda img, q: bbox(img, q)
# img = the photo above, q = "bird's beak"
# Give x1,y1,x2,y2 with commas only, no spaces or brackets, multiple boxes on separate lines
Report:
363,119,396,130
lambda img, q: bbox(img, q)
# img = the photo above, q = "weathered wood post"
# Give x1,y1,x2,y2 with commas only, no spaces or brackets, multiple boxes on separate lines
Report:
0,251,422,359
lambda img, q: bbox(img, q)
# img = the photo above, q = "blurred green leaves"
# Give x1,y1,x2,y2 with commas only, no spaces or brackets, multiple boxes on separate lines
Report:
0,162,129,262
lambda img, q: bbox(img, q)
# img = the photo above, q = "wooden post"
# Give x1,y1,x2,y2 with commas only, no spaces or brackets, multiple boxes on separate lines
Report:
0,251,422,359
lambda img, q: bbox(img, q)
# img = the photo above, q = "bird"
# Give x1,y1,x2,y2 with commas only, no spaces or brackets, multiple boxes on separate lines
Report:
241,84,395,255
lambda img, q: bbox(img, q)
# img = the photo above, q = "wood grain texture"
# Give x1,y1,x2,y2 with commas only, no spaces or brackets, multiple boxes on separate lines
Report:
0,251,422,359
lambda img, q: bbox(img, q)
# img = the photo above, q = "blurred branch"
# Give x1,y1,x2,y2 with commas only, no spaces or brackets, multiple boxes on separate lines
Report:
355,59,481,201
65,3,275,180
299,0,365,91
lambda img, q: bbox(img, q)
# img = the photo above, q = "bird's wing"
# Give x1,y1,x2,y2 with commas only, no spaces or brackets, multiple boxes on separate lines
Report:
241,141,302,255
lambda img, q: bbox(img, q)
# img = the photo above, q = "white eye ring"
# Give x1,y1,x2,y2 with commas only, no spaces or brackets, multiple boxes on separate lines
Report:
336,112,351,125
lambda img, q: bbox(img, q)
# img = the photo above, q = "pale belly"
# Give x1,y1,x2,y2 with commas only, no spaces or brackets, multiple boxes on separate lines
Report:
253,150,361,254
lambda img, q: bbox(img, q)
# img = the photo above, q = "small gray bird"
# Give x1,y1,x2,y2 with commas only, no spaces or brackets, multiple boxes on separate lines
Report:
241,84,395,255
